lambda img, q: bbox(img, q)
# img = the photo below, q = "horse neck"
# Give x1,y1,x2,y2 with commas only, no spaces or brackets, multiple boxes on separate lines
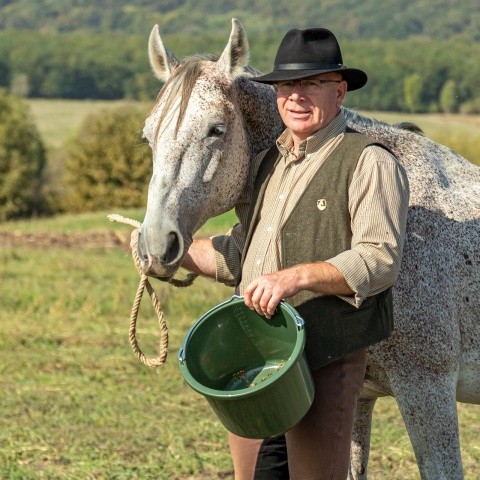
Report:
235,76,284,158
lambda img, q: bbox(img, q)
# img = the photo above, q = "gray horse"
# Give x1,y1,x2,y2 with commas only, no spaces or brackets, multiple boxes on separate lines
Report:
138,19,480,479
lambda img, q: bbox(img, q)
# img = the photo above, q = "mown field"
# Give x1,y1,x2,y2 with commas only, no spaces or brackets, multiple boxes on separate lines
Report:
0,100,479,479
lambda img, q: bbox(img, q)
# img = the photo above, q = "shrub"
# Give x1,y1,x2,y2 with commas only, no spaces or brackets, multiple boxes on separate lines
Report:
0,88,46,220
60,105,152,212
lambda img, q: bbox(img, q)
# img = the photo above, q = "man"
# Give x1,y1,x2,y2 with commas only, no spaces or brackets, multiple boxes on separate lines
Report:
182,27,409,479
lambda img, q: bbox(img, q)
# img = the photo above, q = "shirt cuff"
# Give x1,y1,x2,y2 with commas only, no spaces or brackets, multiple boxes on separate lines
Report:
326,252,371,308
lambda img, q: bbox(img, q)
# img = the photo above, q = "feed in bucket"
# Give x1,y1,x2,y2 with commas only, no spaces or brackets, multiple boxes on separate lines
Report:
178,295,314,439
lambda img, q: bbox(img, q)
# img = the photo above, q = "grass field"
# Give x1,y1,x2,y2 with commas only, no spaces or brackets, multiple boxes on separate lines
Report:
27,99,150,150
1,209,479,479
1,100,477,477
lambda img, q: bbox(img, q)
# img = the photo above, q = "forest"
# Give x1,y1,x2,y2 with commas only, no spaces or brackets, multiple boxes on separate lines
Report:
2,0,480,41
1,0,480,113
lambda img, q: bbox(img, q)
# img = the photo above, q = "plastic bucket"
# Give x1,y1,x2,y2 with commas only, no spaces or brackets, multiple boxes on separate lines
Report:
178,295,314,438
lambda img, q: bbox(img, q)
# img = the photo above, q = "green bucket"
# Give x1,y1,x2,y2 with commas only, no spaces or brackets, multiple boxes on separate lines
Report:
178,295,314,439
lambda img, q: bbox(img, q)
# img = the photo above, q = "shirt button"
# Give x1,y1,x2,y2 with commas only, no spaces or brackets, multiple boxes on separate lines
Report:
279,194,284,200
256,259,261,265
267,227,272,232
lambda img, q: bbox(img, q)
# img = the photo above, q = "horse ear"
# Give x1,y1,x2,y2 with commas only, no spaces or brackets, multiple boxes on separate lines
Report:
148,24,180,82
218,18,249,78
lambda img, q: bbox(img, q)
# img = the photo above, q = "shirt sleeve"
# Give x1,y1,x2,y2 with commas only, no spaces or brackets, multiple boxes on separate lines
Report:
326,145,410,307
211,149,269,285
211,224,244,285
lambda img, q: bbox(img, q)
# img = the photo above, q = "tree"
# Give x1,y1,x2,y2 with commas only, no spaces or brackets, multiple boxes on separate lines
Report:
439,80,459,113
403,73,424,113
0,59,9,88
0,89,46,220
61,105,152,212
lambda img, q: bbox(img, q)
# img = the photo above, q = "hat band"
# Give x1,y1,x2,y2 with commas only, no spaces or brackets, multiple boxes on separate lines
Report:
274,63,344,71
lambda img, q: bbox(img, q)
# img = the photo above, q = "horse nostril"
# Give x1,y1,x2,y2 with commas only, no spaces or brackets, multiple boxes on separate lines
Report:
163,231,180,265
136,231,149,264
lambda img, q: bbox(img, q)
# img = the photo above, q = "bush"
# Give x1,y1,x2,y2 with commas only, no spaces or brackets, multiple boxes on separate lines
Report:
0,89,46,220
60,105,152,212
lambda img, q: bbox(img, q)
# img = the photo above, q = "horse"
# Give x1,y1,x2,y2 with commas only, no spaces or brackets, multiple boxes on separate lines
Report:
137,19,480,479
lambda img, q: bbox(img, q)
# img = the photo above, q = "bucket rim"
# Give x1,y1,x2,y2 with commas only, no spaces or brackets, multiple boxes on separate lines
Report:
178,296,306,399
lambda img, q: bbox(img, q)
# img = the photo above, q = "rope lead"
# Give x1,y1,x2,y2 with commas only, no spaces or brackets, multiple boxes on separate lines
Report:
107,213,197,367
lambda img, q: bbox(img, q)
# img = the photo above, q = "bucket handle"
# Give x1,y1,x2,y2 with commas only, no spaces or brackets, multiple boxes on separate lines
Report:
178,296,305,364
279,301,305,331
178,347,186,364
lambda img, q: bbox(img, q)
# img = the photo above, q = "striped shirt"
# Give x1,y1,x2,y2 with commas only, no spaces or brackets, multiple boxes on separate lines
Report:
212,108,410,307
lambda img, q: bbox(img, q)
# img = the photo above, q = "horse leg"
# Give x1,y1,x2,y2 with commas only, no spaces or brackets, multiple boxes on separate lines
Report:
348,394,378,480
391,371,464,479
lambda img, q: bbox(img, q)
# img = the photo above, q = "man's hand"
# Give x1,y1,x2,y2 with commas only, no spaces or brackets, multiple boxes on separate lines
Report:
243,267,304,319
243,262,354,319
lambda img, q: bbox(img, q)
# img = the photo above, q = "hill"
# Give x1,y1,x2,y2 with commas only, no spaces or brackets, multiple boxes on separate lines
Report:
1,0,480,42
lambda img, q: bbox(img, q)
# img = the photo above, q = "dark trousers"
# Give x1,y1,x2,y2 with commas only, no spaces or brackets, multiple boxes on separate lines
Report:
229,348,367,480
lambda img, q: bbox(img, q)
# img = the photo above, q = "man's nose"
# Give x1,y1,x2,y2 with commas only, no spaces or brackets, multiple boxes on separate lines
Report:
289,83,304,98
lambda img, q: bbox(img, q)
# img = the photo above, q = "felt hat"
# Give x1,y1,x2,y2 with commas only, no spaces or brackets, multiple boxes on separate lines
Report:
252,27,367,91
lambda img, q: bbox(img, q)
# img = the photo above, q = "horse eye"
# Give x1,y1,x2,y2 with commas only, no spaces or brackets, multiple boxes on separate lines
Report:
208,124,226,138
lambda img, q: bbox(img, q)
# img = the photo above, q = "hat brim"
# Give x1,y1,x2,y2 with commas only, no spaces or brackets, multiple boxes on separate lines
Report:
252,67,368,91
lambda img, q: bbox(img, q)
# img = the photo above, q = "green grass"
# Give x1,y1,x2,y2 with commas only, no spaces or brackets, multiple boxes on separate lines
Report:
3,209,144,235
2,208,237,238
0,244,235,479
1,210,479,479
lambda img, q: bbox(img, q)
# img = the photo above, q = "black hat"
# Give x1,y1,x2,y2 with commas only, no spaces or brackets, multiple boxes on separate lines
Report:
252,28,367,91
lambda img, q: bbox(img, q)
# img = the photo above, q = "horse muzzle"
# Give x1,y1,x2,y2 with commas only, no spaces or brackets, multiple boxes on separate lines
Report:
137,228,183,279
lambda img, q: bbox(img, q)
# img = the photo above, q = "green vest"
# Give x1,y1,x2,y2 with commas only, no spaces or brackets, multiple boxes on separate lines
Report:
241,129,394,370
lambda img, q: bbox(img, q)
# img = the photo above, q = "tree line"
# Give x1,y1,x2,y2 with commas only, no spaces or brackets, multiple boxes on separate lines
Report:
2,0,480,42
1,30,480,114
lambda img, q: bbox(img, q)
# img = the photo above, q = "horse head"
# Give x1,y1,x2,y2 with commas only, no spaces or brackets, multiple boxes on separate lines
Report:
138,19,282,279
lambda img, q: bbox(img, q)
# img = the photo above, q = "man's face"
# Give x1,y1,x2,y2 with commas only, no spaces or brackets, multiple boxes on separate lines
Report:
276,73,347,142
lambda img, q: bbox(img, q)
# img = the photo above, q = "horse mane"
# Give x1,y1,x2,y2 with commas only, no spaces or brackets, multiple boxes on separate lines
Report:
150,53,259,146
394,121,424,135
344,108,424,136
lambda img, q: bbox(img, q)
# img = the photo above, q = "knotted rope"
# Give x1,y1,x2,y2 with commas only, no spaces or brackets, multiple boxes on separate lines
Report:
107,213,197,367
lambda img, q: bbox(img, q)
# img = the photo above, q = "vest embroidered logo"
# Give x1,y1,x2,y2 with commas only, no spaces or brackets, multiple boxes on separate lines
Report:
316,199,327,211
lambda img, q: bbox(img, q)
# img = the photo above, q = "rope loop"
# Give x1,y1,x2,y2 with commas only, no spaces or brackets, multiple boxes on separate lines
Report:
107,213,197,367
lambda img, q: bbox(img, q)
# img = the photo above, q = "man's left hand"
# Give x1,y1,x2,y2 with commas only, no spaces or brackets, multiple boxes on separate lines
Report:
243,268,303,319
243,261,354,319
